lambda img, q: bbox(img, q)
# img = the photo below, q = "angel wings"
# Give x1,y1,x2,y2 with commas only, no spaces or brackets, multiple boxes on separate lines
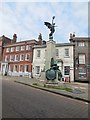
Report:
44,22,55,36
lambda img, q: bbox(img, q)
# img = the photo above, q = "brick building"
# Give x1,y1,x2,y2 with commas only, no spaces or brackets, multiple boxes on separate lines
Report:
69,33,90,82
1,33,42,77
0,35,13,74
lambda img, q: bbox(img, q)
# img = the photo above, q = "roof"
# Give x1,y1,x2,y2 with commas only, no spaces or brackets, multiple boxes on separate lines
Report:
56,43,75,47
0,35,11,41
33,42,74,49
70,37,90,41
3,39,38,47
33,45,46,48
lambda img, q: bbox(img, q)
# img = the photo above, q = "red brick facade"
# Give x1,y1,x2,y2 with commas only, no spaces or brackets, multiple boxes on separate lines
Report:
1,34,42,77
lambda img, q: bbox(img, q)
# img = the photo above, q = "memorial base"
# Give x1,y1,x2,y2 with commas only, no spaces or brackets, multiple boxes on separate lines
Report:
44,79,59,88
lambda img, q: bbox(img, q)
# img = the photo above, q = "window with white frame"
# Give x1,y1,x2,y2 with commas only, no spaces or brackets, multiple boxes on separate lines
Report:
14,65,18,72
79,54,85,64
37,50,41,58
25,65,29,72
15,55,19,61
79,66,86,79
20,65,24,72
6,48,10,53
65,48,69,57
25,54,30,61
26,45,31,50
20,54,24,61
16,46,19,51
36,66,40,74
10,55,14,62
78,42,85,46
56,49,59,57
5,56,9,62
11,47,14,52
21,46,25,51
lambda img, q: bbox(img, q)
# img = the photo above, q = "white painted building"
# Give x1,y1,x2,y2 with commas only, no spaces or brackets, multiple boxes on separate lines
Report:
55,43,74,82
32,41,74,82
32,45,46,79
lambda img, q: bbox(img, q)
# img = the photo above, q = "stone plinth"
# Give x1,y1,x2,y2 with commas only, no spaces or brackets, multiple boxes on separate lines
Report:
45,40,56,70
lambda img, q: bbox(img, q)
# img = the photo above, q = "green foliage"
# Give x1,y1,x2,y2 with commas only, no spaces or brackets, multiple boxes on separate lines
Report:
33,83,38,86
44,85,72,91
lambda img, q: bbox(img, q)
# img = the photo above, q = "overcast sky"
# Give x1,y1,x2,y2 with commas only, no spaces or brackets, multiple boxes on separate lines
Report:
0,1,88,43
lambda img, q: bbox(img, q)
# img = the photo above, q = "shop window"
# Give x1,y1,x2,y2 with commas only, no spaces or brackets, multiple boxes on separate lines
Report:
79,66,86,79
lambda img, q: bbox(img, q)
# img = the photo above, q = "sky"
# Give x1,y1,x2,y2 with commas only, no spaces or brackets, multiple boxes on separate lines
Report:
0,1,89,43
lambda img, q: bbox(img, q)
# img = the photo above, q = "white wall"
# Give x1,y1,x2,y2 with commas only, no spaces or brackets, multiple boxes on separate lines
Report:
56,46,74,81
32,47,46,78
32,45,74,81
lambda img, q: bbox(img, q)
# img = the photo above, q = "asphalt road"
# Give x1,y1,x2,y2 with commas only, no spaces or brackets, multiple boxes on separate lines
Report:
2,79,88,118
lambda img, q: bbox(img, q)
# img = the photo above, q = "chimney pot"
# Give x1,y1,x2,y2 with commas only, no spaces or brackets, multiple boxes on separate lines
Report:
13,34,17,38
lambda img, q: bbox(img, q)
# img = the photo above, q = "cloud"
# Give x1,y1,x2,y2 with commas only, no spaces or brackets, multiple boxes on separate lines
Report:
0,2,88,43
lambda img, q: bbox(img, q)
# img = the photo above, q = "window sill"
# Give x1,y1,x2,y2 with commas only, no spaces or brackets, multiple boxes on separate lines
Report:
64,56,70,58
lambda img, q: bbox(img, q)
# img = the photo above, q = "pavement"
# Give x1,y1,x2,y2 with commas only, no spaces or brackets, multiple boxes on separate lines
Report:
1,75,89,103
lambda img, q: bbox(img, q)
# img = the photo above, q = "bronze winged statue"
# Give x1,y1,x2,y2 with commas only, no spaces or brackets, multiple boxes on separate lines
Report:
44,16,56,40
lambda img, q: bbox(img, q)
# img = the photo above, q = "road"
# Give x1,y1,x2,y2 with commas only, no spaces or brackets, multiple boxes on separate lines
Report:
2,79,88,118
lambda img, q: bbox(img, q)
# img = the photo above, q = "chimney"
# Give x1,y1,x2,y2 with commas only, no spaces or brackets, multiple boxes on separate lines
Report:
13,34,17,43
73,32,75,37
69,32,76,43
38,33,42,45
70,33,73,39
